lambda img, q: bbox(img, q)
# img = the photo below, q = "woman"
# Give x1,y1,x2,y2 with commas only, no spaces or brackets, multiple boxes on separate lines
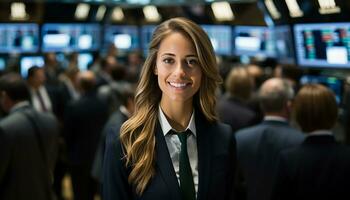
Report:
271,84,350,200
103,17,236,200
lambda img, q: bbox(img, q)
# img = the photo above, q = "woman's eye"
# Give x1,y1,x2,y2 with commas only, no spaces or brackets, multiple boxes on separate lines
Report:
163,58,174,64
187,59,198,66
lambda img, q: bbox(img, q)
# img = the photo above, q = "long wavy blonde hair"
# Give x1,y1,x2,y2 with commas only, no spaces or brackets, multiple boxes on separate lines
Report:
119,17,222,195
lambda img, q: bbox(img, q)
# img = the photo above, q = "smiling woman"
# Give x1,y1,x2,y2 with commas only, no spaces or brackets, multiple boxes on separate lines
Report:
103,17,237,200
155,32,202,107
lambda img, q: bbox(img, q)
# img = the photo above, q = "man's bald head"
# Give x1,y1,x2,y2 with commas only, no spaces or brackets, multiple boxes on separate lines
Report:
259,78,294,114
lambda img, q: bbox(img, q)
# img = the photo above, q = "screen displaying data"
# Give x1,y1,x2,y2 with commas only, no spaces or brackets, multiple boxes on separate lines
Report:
104,25,139,51
294,23,350,68
42,24,101,52
201,25,232,56
234,26,275,57
274,25,295,64
0,24,39,53
300,75,343,104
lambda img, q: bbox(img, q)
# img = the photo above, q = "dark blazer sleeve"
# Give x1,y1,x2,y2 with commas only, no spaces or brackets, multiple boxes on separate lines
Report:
226,124,237,200
103,128,133,200
208,122,236,200
0,127,11,182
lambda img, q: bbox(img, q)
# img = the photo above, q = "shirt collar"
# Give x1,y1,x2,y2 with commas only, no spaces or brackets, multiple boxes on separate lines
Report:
158,105,196,137
308,130,333,136
264,115,288,122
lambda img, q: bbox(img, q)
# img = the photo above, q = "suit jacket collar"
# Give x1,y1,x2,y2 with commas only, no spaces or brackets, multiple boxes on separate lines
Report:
303,135,336,145
262,119,289,126
154,110,213,200
195,110,212,200
155,123,182,200
10,101,31,114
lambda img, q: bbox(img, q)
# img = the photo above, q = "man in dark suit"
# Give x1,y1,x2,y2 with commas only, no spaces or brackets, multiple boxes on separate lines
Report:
0,73,59,200
217,66,260,133
64,71,109,200
271,84,350,200
235,78,305,200
91,83,134,183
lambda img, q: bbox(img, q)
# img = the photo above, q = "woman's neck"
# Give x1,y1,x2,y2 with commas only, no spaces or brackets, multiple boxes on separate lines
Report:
160,99,193,132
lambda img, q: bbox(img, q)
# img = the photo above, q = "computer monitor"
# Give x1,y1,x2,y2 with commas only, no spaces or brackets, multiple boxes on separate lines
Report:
0,58,6,71
0,23,39,53
274,25,295,64
42,24,101,52
20,56,44,78
104,25,139,51
300,75,343,104
78,53,93,71
234,26,276,57
141,25,156,56
201,25,232,56
294,23,350,68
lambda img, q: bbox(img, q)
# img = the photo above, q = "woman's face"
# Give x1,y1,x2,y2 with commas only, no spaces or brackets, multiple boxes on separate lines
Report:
155,32,202,105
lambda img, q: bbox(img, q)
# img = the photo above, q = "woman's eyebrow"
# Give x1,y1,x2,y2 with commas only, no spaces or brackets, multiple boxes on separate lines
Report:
160,53,175,57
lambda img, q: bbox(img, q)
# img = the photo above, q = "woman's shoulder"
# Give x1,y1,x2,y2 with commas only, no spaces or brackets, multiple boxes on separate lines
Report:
212,121,233,141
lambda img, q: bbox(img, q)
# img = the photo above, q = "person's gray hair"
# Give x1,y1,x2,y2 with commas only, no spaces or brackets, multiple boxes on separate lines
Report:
258,78,294,113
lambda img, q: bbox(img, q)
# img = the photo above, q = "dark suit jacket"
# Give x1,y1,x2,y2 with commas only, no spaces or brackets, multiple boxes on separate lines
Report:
235,120,305,200
271,135,350,200
0,104,59,200
217,96,259,133
64,91,109,167
103,111,236,200
92,109,128,182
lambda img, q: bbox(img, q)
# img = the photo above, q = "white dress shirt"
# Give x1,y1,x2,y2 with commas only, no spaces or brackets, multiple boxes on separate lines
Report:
29,86,52,112
158,106,199,194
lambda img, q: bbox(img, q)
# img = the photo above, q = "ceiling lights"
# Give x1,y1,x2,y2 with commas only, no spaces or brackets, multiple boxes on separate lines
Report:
265,0,281,19
75,3,90,20
143,5,161,22
211,2,234,21
10,2,28,20
112,7,124,21
285,0,304,17
96,5,106,21
318,0,341,14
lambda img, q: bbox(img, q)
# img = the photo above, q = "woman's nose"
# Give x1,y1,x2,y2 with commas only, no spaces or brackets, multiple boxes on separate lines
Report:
173,61,187,77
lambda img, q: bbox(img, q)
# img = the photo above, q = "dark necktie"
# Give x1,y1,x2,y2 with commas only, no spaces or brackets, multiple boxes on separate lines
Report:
173,130,196,200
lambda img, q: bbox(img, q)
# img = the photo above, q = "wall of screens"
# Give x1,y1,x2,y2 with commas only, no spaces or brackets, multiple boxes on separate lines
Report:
104,25,139,52
234,26,276,57
201,25,232,56
141,25,156,56
0,24,39,53
9,22,350,70
42,23,101,52
294,23,350,68
275,25,295,64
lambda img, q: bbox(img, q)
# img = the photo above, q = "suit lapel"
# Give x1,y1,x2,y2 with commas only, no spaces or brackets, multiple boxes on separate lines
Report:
155,124,182,200
196,113,212,200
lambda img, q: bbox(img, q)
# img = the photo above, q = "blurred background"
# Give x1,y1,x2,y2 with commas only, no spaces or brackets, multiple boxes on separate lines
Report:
1,0,350,199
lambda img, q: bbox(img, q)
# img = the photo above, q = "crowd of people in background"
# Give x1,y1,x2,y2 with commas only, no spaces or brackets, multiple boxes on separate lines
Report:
1,35,350,200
